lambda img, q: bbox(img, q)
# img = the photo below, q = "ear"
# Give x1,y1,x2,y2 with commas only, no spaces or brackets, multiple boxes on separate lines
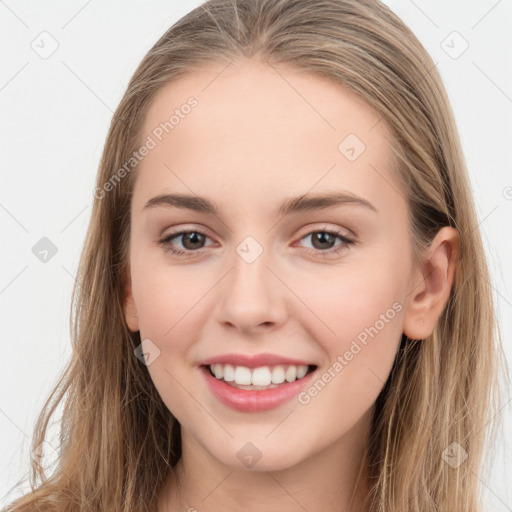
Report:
122,265,140,332
403,226,460,340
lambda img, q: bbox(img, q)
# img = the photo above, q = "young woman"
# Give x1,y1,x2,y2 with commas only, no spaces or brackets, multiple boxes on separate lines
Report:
6,0,507,511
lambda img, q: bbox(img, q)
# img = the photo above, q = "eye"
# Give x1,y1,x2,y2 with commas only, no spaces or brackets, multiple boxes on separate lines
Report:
159,229,214,257
296,228,355,257
158,226,355,259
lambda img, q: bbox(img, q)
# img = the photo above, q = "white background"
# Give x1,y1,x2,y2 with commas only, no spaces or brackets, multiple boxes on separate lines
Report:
1,0,511,508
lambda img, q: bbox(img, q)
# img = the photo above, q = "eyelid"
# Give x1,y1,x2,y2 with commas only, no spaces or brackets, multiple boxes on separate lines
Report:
295,223,354,240
160,223,215,239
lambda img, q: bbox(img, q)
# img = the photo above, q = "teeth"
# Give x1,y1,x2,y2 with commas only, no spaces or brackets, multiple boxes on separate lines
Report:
285,366,297,382
223,364,235,382
252,367,272,386
271,365,285,384
234,366,252,385
213,364,223,379
209,363,311,387
296,365,308,379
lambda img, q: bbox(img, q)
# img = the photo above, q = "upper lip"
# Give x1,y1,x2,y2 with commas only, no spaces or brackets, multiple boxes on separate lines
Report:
201,353,315,368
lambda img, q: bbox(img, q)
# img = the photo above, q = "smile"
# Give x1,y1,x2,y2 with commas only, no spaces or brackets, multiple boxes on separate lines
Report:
200,363,318,412
207,363,314,388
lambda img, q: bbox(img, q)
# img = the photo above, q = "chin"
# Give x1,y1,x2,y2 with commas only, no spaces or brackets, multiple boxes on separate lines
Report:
204,439,310,473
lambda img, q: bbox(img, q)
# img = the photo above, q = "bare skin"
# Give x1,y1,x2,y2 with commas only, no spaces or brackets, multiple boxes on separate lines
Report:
122,58,459,512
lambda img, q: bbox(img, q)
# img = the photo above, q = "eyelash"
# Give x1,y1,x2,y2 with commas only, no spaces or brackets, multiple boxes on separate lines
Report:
158,227,355,259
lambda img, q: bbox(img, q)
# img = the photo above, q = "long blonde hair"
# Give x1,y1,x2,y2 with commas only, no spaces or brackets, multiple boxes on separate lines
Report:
5,1,507,510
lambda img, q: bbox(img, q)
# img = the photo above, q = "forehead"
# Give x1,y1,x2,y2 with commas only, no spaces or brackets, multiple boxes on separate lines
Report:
133,59,402,213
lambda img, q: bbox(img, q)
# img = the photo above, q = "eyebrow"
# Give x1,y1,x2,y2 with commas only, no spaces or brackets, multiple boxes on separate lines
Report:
143,191,377,216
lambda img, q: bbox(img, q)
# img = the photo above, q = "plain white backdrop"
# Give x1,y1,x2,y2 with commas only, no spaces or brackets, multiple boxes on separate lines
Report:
1,0,511,508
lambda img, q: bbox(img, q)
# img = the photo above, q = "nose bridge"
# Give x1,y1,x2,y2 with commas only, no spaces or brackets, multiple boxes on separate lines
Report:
229,235,274,304
216,233,286,330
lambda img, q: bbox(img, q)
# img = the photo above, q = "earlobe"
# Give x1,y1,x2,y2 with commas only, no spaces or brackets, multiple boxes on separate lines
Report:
403,226,460,341
122,267,140,332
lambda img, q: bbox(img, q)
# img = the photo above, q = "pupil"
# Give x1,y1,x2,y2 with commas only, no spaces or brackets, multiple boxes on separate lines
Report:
312,232,334,250
183,232,204,249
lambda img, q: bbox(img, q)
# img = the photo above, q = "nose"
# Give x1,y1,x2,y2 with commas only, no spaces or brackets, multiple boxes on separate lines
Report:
215,244,289,335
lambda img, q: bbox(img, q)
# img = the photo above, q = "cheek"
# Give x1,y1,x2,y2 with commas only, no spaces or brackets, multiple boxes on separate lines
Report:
300,260,404,342
132,255,210,342
295,262,405,399
291,276,403,440
131,263,213,418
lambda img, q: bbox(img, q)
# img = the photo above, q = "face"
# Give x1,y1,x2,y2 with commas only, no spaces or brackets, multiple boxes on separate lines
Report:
123,59,419,472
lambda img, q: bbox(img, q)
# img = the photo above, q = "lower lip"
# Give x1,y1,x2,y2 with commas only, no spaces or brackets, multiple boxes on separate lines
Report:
200,366,317,412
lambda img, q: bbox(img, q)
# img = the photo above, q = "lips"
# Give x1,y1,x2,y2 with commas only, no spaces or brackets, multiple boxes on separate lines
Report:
199,353,318,412
201,365,317,412
200,353,317,388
